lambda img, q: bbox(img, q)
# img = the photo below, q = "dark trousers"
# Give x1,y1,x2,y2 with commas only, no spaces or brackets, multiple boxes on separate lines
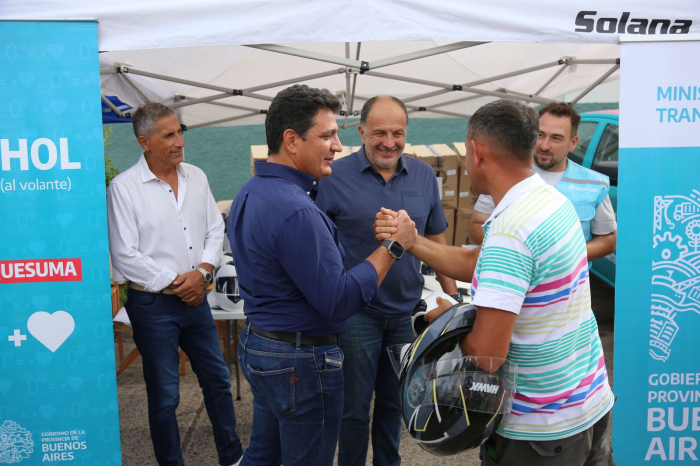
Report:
483,409,615,466
125,289,243,466
238,324,344,466
338,312,414,466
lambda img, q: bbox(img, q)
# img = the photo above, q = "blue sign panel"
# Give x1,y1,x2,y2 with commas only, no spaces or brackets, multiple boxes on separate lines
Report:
614,40,700,464
0,21,121,465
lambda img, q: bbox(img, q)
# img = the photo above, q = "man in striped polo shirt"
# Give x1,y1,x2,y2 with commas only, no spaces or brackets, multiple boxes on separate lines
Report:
375,99,614,465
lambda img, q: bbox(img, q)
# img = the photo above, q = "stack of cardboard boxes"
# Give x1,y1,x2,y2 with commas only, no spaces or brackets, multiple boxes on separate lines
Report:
409,143,478,247
248,142,479,246
452,142,479,247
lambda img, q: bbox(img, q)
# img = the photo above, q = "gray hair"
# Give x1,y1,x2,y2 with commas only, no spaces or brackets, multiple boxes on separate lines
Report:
132,102,177,139
360,96,409,126
466,99,539,162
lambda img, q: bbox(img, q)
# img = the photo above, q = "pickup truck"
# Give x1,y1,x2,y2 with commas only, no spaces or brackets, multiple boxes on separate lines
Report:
569,110,619,287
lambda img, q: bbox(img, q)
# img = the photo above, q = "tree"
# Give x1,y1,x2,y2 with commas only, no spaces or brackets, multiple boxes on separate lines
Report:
103,125,120,188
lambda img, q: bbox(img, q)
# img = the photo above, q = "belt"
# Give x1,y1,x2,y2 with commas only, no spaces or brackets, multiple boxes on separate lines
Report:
129,282,177,295
248,321,339,346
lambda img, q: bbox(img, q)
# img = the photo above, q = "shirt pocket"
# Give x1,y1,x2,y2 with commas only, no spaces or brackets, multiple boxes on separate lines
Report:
572,202,596,222
402,191,428,219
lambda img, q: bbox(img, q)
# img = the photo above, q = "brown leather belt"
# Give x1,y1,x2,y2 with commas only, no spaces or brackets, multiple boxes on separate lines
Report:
129,282,177,295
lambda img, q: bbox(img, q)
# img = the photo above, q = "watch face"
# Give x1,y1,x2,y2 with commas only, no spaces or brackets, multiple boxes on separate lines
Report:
389,241,404,258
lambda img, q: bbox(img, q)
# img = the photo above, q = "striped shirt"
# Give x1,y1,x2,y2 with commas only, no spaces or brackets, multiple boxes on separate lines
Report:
471,174,613,441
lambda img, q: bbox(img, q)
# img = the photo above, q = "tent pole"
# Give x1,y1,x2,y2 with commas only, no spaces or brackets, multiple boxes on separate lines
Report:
461,60,563,88
243,69,344,93
181,96,264,113
420,94,483,109
403,89,452,103
568,59,619,65
122,67,235,93
344,43,351,128
364,71,453,90
246,44,362,68
187,112,261,130
534,64,568,96
570,64,620,104
364,71,552,105
101,95,124,117
171,92,232,109
370,42,486,69
355,94,470,118
347,43,361,117
119,73,151,104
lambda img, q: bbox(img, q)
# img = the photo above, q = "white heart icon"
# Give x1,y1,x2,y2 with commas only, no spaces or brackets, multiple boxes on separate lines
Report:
27,311,75,353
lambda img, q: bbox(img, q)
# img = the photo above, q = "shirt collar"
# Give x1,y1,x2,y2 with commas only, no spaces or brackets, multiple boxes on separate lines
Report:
485,174,545,225
138,153,188,183
356,145,408,175
254,160,318,199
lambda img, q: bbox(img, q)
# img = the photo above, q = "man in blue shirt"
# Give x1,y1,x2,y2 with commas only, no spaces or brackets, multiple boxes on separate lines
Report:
228,85,418,466
316,96,458,466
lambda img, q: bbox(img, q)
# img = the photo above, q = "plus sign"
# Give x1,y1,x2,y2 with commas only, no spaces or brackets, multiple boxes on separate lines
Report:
8,329,27,347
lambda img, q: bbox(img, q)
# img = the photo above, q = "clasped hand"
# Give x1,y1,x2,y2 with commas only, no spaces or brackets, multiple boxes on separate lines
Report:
170,271,206,306
374,207,452,323
372,207,418,250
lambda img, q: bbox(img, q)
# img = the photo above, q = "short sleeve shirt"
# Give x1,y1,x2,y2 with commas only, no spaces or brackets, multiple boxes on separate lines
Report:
471,174,613,441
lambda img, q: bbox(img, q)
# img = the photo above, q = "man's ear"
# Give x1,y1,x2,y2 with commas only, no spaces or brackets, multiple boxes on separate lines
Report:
471,138,487,167
358,125,365,140
569,134,579,153
137,135,149,152
282,129,299,156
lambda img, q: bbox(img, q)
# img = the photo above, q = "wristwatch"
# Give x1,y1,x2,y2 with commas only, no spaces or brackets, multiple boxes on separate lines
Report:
196,267,213,283
381,239,405,260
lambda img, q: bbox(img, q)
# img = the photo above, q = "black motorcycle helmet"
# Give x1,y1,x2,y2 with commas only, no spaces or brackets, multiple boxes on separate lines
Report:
388,303,517,456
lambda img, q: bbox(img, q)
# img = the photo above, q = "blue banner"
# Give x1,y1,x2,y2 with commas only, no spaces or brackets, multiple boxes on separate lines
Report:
0,21,121,465
614,40,700,464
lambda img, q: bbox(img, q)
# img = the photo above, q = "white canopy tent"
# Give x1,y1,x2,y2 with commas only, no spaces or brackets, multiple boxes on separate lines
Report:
6,1,698,128
98,41,622,129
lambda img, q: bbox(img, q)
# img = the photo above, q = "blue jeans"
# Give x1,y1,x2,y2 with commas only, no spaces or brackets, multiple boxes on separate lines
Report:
238,324,344,466
338,312,414,466
125,289,243,466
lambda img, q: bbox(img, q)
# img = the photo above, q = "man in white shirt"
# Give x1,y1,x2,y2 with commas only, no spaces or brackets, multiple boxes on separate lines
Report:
107,103,243,466
468,103,617,263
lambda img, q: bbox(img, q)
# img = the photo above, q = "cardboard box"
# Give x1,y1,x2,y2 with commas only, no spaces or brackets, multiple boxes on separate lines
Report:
457,158,479,209
403,143,415,157
453,208,475,247
250,145,268,176
452,142,466,157
443,208,455,246
413,144,459,209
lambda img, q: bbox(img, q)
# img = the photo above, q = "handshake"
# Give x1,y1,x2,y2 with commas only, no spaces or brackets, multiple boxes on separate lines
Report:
373,207,418,250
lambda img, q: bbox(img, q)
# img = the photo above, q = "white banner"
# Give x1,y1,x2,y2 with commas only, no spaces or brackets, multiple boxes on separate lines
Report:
620,39,700,149
4,1,699,51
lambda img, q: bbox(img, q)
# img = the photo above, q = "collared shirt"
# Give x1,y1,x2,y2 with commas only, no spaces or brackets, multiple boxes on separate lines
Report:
472,174,613,441
228,161,378,337
316,147,446,317
107,154,224,292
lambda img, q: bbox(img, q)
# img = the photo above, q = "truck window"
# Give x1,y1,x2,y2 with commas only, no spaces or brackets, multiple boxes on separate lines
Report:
592,124,619,164
569,121,598,165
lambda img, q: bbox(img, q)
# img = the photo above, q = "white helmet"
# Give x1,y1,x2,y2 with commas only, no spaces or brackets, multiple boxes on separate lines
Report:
214,253,241,311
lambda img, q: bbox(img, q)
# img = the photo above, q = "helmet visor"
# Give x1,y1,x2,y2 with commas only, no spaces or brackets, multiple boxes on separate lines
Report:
406,356,516,415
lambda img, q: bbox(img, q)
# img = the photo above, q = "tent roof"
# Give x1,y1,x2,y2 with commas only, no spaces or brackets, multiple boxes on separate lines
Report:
7,1,697,127
99,41,622,128
5,1,698,51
